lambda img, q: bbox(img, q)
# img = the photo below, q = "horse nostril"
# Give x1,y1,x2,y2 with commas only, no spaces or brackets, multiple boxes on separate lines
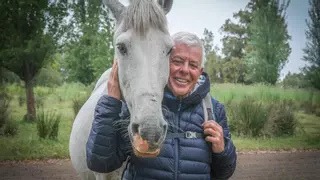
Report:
154,132,161,143
139,126,162,143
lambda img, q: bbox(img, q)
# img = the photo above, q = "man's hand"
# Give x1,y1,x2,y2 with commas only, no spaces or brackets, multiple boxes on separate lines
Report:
202,120,225,153
108,59,121,100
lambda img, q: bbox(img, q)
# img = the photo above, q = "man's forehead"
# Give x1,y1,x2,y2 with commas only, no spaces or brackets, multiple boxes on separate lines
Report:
172,43,202,62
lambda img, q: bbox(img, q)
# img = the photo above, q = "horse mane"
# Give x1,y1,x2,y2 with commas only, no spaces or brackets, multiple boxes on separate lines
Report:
122,0,168,35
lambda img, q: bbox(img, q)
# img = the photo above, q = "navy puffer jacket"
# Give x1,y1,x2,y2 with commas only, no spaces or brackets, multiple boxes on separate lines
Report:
86,72,237,180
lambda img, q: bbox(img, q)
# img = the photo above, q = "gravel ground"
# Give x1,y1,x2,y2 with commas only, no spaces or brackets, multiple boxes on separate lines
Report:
0,150,319,180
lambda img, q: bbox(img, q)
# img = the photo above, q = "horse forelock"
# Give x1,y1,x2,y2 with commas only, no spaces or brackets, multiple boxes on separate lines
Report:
121,0,168,36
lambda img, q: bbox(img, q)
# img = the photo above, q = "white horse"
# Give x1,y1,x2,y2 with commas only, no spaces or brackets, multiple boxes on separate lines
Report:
69,0,174,179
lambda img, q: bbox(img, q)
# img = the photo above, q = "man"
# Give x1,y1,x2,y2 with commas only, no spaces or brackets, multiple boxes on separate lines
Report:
86,32,237,179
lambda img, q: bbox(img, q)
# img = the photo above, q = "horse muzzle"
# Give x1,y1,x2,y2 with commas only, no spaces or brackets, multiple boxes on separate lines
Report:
129,122,167,157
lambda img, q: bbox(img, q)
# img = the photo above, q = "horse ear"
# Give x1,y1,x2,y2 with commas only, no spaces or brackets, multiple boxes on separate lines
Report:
157,0,173,15
102,0,125,21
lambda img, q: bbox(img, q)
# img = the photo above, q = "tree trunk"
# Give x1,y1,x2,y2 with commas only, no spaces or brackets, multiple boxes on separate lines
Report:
24,79,36,121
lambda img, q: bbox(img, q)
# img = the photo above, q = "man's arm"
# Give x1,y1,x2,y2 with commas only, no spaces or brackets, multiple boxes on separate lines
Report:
86,95,128,173
210,102,237,179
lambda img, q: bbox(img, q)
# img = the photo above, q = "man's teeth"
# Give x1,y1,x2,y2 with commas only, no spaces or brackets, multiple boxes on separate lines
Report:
175,78,188,83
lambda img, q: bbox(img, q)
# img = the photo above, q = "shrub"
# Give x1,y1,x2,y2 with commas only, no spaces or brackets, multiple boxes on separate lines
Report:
35,96,45,109
264,99,299,137
301,91,320,115
0,89,18,136
33,67,63,87
36,110,61,140
228,96,269,137
3,120,18,136
315,108,320,117
0,92,10,129
18,94,25,107
72,93,89,117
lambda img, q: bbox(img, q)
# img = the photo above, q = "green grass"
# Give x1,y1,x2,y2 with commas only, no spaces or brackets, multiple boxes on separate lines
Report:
0,121,71,160
0,83,84,161
210,83,320,104
0,83,319,161
233,136,320,151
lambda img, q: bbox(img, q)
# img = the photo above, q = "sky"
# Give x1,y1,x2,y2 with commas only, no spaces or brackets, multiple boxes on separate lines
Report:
119,0,311,79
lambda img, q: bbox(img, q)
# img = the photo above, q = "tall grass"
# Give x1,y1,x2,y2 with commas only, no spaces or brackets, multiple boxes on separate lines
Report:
36,110,61,140
211,83,319,138
227,96,269,137
0,91,10,129
72,95,89,117
0,89,18,136
211,83,320,117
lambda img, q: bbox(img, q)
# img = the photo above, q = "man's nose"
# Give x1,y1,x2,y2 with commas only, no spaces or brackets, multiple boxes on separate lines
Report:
179,62,189,73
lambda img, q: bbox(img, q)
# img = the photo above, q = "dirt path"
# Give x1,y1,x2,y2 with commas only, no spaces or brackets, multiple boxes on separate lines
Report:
0,151,319,180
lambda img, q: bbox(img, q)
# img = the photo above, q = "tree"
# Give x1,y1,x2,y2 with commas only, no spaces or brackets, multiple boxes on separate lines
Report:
282,72,311,89
63,0,115,85
221,58,245,83
219,9,251,60
244,0,291,85
302,0,320,90
0,0,68,121
201,29,224,83
219,9,252,83
201,28,214,58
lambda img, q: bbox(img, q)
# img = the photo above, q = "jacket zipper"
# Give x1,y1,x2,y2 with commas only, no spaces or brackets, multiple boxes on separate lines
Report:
174,101,182,180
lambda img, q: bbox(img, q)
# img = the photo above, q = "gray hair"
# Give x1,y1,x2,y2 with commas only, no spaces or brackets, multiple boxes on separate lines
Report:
122,0,169,35
171,31,206,68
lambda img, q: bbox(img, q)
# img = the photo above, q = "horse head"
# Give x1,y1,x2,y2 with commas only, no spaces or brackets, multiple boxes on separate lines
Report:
102,0,174,157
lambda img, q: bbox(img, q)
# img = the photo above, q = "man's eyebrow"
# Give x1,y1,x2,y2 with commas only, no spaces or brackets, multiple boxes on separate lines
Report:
190,60,200,65
172,56,200,65
172,56,185,60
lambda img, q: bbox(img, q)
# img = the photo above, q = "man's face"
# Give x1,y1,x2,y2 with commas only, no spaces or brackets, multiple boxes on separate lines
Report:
168,43,203,97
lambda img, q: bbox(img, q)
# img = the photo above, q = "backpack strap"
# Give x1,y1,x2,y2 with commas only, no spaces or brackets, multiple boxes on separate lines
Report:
203,93,215,122
203,94,216,166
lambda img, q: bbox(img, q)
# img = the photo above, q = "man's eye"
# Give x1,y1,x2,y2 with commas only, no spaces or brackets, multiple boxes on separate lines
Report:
172,60,183,64
190,64,198,68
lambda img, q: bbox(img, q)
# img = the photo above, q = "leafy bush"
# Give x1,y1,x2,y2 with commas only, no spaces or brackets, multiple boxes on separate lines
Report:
0,92,10,129
264,100,299,137
315,108,320,117
228,96,269,137
36,110,61,140
18,94,25,107
33,67,63,87
0,90,18,136
227,95,301,138
3,120,18,136
35,96,45,109
72,92,90,117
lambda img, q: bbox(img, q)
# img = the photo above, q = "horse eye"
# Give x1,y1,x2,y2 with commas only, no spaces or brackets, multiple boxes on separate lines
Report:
117,43,127,55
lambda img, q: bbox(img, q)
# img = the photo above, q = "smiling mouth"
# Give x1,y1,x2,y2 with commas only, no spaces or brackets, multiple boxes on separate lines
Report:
174,77,189,84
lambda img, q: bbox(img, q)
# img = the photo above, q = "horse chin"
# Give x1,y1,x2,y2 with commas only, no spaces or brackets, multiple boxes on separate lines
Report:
133,147,160,158
131,133,162,158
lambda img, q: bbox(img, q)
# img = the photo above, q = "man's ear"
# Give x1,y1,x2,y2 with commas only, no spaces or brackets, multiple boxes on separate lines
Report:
200,67,203,74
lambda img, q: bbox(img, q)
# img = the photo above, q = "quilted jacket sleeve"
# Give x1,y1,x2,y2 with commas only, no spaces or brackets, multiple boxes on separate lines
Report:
210,100,237,179
86,95,128,173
